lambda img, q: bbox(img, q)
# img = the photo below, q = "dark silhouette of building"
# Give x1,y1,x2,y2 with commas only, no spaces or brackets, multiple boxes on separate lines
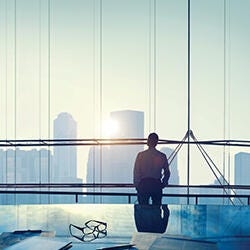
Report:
53,112,77,181
52,112,82,203
0,148,52,204
234,152,250,205
86,110,144,203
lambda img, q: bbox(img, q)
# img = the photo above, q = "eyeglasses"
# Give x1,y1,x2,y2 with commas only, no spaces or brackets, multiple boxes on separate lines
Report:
69,220,107,242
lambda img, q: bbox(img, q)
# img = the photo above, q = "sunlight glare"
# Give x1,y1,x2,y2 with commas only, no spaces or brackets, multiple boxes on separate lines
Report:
102,118,119,138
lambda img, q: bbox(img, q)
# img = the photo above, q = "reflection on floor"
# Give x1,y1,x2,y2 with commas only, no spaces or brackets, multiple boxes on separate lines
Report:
0,204,250,249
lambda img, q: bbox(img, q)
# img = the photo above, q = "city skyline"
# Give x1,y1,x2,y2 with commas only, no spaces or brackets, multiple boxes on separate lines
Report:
1,109,249,186
1,1,250,186
86,110,144,203
0,109,250,205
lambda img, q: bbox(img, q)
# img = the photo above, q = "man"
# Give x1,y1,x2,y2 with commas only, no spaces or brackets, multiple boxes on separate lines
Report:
133,133,170,205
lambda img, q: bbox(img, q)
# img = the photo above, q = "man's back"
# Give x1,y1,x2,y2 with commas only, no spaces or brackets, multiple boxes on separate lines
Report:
134,148,168,185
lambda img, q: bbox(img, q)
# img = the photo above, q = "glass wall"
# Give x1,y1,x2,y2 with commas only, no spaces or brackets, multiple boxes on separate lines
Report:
0,0,250,204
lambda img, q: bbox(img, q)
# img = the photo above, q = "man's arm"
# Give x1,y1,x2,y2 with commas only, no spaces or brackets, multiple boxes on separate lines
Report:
162,155,170,188
133,153,142,189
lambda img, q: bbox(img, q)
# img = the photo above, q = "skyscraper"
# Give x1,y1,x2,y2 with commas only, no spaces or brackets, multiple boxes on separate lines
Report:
235,152,250,186
53,112,77,181
86,110,144,203
110,110,144,138
234,152,250,205
105,110,144,183
52,112,82,203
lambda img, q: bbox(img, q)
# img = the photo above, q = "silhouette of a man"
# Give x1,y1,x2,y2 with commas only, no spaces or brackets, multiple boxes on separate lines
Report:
133,133,170,205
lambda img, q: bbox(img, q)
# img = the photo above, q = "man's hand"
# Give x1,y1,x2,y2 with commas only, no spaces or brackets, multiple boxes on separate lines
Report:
161,182,168,189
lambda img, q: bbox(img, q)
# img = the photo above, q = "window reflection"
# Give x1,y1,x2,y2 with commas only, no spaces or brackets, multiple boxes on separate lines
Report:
134,204,169,233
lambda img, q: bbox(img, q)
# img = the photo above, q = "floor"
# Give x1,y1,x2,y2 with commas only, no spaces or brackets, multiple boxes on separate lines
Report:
0,203,250,249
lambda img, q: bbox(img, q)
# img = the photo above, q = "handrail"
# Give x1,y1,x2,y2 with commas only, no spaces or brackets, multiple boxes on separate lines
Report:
1,184,250,205
0,183,250,190
1,138,250,147
0,189,249,205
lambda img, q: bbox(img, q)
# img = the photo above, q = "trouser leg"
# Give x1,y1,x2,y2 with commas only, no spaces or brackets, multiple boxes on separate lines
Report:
137,192,150,205
137,178,162,205
151,188,162,205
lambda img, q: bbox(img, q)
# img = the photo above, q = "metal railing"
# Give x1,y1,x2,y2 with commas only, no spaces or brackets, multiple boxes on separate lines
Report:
0,183,249,205
1,137,250,205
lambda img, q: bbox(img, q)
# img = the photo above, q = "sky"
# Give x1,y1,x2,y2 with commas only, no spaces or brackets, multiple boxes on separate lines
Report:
1,0,250,184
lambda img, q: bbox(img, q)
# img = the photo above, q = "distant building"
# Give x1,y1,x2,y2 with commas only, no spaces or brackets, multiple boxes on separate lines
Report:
53,112,77,180
235,152,250,186
110,110,144,138
52,112,82,203
86,110,144,203
234,152,250,205
0,148,52,205
0,112,82,205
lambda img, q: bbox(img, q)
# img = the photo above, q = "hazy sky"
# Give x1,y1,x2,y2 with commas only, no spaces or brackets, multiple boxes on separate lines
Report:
1,0,250,184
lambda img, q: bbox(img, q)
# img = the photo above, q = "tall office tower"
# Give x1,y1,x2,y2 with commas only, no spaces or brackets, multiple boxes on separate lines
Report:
110,110,144,138
53,112,82,204
53,112,77,181
234,152,250,205
106,110,144,183
160,147,180,204
86,110,144,203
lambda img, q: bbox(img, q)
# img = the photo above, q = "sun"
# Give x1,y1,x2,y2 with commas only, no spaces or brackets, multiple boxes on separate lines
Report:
102,118,119,138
